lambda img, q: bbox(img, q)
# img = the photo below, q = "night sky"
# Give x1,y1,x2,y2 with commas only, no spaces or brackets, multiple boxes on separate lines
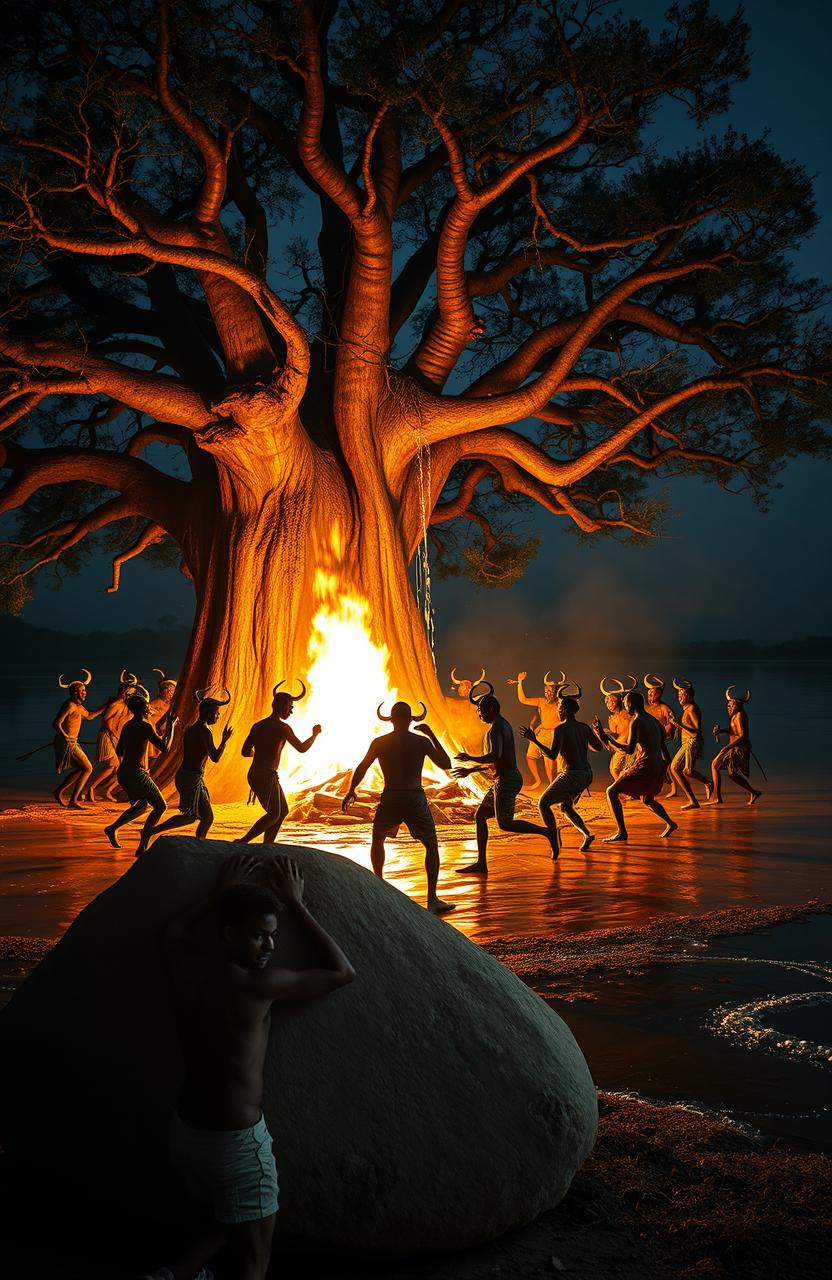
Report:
16,1,832,643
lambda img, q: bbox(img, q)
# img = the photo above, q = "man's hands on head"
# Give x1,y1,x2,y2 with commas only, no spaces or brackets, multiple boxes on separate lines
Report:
263,856,304,906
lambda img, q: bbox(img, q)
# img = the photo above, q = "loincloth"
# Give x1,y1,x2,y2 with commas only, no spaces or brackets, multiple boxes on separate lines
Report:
526,725,556,760
540,766,592,809
373,788,437,844
176,768,210,818
247,766,288,820
117,765,164,807
615,756,667,800
54,736,88,774
97,729,119,764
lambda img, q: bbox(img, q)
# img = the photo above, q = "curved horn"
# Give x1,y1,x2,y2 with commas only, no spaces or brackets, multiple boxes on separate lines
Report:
476,668,486,684
290,679,307,701
624,674,637,691
81,668,92,686
377,702,392,722
58,673,70,688
450,667,461,686
218,686,232,706
560,681,582,699
412,701,428,722
469,679,495,705
644,673,664,689
133,684,150,702
153,667,166,682
672,676,692,692
743,688,751,703
193,688,206,704
600,677,625,696
544,668,566,687
272,680,285,697
120,669,137,685
726,685,751,703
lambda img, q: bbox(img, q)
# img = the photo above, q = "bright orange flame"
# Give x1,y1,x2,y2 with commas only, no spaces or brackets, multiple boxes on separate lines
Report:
282,580,399,791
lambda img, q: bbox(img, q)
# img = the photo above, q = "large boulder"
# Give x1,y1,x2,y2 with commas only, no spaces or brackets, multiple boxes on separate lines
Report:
0,839,597,1256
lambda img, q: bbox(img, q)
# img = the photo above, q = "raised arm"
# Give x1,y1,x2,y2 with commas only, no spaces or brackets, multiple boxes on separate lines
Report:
208,724,233,763
508,672,540,709
283,723,322,754
257,858,355,1000
161,852,259,958
413,723,451,770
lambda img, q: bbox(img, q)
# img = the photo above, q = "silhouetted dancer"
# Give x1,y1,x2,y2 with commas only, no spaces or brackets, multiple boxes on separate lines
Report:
644,674,679,796
103,686,178,854
84,669,137,803
143,853,354,1280
709,685,762,806
150,688,233,845
452,681,559,873
667,677,712,808
599,676,636,780
593,690,677,842
507,669,564,788
342,700,455,914
51,668,105,808
147,667,178,763
240,680,319,843
521,685,604,856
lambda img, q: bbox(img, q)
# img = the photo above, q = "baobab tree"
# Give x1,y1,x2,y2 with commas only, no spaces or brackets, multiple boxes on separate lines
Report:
0,0,829,791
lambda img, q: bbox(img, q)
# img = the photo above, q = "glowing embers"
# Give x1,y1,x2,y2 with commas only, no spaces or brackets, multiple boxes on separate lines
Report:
282,585,398,794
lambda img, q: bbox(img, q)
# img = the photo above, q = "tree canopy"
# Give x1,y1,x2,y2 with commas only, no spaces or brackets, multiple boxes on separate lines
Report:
0,0,829,610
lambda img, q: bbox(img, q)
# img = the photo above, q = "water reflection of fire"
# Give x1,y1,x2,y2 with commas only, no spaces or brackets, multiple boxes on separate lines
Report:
282,572,481,824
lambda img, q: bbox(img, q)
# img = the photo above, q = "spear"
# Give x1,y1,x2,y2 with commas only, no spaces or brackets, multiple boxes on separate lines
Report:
16,740,96,762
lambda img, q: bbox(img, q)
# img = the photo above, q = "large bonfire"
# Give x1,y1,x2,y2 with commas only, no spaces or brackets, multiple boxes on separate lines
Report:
0,1,828,800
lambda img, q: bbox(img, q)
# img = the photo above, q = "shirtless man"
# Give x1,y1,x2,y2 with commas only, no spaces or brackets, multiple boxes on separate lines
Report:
667,677,712,809
644,674,679,796
521,687,604,855
143,852,354,1280
147,669,177,762
240,681,320,844
452,681,559,873
599,677,635,780
507,670,564,787
593,690,677,842
103,687,178,853
342,700,454,914
85,670,137,803
150,689,233,844
709,685,762,806
51,669,105,808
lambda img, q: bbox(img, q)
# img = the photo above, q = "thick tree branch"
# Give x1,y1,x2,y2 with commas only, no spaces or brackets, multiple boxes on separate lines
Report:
106,521,166,593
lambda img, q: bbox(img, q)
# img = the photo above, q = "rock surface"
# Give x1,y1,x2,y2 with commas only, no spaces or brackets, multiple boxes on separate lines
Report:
0,838,597,1255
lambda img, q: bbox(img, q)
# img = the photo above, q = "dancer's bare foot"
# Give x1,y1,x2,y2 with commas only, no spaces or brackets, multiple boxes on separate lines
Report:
456,863,488,875
680,800,699,811
705,797,723,806
103,792,119,803
603,832,627,843
660,820,678,838
748,790,762,807
547,833,560,861
67,800,83,810
704,782,713,801
51,787,68,807
581,833,595,853
103,824,121,849
429,898,456,915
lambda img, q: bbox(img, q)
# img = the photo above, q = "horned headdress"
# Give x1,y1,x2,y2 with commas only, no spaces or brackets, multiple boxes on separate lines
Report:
129,684,151,704
272,680,307,701
153,667,178,690
643,673,665,690
468,679,495,705
725,684,751,704
672,676,694,692
599,674,637,696
119,669,138,687
450,667,485,688
377,701,427,722
557,680,582,700
194,686,232,706
58,668,92,689
543,668,566,689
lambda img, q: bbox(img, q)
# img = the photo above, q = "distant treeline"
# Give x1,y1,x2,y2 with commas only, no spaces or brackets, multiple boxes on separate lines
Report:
0,615,830,664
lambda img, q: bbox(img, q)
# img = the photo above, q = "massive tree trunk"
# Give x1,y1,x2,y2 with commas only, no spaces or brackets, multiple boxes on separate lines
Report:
160,413,448,800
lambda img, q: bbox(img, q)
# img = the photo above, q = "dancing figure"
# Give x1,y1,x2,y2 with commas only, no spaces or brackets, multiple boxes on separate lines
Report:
343,700,454,914
103,686,178,853
507,669,565,788
85,669,137,802
521,683,603,855
51,669,104,808
599,676,636,780
667,677,711,808
150,688,233,843
240,681,319,843
593,690,677,842
709,685,762,806
147,668,177,761
452,681,559,873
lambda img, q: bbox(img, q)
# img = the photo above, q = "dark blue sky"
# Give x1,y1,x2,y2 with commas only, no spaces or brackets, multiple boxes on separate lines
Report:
18,1,832,641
